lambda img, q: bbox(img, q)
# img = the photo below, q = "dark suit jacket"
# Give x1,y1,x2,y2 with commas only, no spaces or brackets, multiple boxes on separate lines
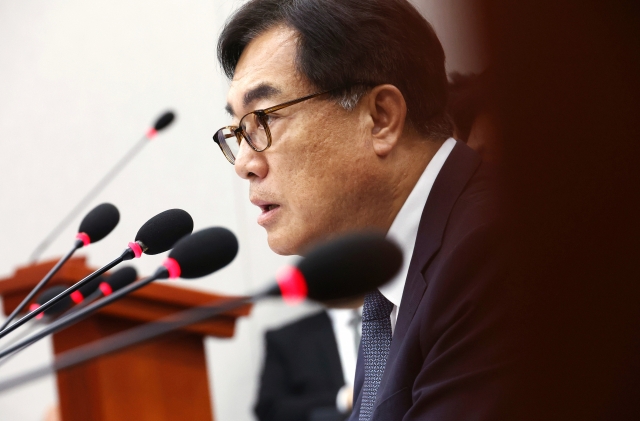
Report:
350,141,517,421
255,311,349,421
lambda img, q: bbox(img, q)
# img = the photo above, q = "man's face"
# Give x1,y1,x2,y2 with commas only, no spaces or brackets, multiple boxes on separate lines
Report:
226,26,391,255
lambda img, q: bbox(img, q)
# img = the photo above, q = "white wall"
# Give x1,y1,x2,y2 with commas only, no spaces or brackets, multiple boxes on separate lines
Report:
0,1,482,420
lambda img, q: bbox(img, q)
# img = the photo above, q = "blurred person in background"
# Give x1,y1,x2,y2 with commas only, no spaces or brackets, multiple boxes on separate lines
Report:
255,308,361,421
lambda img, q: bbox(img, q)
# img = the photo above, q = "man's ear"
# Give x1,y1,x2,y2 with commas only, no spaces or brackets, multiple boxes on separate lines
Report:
365,84,407,157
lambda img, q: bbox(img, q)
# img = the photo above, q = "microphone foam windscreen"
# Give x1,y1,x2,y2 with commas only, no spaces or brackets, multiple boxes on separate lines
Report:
297,232,402,302
106,266,138,291
135,209,194,255
168,227,238,279
77,274,105,297
154,111,175,131
78,203,120,244
36,285,73,316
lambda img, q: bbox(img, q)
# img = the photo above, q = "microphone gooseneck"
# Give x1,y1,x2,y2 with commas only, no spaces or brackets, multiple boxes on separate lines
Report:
63,267,137,317
0,226,237,361
0,269,169,361
27,110,177,263
0,250,133,340
0,203,121,333
0,209,193,339
32,286,74,318
0,232,400,392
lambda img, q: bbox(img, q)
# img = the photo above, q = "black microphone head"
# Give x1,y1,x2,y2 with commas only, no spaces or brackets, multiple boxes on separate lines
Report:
104,266,138,292
153,111,175,131
135,209,194,255
295,232,402,302
71,275,105,303
35,285,74,316
166,227,238,279
78,203,120,244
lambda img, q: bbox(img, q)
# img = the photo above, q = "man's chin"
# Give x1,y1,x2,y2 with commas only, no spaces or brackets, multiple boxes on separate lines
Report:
266,229,299,256
266,227,336,257
265,225,320,256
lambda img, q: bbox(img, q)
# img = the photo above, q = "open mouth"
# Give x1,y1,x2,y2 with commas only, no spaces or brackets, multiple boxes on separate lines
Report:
260,204,280,213
256,203,281,226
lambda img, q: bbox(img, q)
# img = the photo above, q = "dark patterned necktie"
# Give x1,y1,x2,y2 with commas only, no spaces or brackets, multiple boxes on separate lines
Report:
358,290,394,421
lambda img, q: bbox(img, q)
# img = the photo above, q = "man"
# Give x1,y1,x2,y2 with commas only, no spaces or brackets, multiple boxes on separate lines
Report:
213,0,516,419
255,309,361,421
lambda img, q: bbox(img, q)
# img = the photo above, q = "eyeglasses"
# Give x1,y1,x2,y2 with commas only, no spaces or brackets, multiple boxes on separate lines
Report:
213,88,335,164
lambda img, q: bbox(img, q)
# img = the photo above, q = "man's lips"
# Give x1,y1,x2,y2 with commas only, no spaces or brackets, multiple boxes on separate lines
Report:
259,204,280,213
251,199,282,226
251,199,281,212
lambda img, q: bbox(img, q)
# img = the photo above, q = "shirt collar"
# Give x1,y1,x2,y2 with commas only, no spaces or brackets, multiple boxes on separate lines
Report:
379,137,457,308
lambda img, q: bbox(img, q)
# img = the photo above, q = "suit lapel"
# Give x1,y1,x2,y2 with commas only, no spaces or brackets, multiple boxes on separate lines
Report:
376,141,481,401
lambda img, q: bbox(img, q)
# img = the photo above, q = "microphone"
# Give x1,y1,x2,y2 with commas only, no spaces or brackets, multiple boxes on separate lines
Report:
28,111,177,263
0,209,193,339
0,203,120,332
0,285,73,363
69,275,105,306
96,267,138,297
64,267,138,316
147,111,175,138
0,227,238,360
0,232,400,392
269,231,404,303
29,286,74,320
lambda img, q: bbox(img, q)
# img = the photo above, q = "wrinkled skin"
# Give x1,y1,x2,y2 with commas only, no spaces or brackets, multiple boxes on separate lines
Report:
226,26,439,255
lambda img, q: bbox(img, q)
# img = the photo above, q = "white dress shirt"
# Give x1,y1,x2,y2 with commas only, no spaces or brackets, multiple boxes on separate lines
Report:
327,307,362,413
379,137,457,333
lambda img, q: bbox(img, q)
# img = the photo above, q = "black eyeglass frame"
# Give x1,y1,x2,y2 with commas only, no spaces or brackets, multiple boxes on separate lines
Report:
212,88,338,164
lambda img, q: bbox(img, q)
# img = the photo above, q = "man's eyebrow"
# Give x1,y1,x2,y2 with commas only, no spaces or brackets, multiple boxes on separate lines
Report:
225,103,234,117
244,83,282,109
224,83,282,118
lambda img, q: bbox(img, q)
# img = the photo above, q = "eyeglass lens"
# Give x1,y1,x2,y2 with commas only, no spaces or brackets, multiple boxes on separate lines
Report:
214,129,240,163
215,112,270,163
240,113,270,151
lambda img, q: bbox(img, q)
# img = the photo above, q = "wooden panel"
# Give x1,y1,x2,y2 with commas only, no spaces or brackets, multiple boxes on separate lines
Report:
0,257,253,421
53,315,214,421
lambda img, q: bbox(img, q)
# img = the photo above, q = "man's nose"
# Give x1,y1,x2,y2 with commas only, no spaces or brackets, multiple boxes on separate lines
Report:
234,140,268,180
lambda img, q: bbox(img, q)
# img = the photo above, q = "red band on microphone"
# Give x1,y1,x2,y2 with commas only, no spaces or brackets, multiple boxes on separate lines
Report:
76,232,91,247
128,242,143,258
70,290,84,304
99,282,113,296
162,258,181,279
276,266,308,305
146,127,158,139
29,303,44,320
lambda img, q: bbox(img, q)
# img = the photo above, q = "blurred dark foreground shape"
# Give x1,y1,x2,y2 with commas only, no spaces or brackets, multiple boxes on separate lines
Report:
479,0,640,419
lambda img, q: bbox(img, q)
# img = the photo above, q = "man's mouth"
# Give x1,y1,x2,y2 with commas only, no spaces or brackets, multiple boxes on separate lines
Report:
260,204,280,213
252,199,282,227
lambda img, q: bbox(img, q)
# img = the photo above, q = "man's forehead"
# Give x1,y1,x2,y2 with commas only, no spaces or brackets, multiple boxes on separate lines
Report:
225,26,300,116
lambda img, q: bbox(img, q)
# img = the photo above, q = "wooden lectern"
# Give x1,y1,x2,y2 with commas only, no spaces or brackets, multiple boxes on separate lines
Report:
0,256,251,421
